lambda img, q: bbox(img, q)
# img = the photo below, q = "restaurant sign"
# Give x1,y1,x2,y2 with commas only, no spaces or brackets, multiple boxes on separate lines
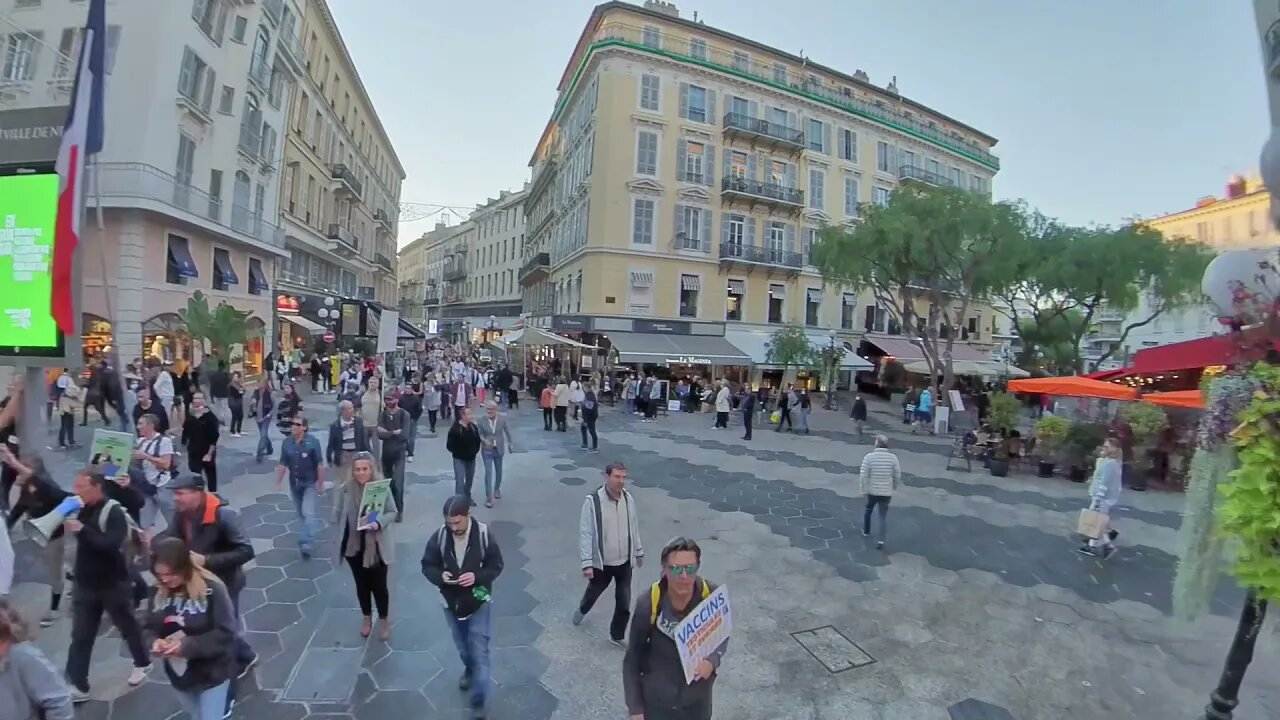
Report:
666,356,714,365
635,319,690,335
0,106,67,166
552,315,590,331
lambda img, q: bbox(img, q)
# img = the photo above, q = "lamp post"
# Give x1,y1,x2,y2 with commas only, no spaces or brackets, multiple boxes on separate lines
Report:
823,328,839,411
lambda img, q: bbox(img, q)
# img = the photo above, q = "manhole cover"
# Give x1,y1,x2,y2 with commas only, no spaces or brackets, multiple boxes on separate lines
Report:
790,625,875,673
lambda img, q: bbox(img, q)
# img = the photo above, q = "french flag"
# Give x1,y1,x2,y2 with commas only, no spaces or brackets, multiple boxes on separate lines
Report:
51,0,106,335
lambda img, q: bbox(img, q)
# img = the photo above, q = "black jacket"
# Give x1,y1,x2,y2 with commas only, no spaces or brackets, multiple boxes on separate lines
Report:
182,410,220,462
145,576,237,692
208,370,231,399
131,400,170,435
73,499,132,590
400,389,423,421
446,421,481,461
851,398,867,421
326,417,370,466
160,493,253,595
623,578,726,716
276,395,301,435
6,470,71,540
420,521,504,619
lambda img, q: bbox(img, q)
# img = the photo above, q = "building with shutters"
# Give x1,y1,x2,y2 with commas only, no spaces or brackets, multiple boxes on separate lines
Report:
522,0,1001,387
437,186,528,345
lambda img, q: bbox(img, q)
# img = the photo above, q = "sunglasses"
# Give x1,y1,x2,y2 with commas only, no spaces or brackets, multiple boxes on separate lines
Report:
291,422,305,427
666,563,699,577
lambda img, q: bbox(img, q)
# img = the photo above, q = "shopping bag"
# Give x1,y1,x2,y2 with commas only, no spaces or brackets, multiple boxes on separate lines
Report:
770,410,781,424
1076,509,1109,539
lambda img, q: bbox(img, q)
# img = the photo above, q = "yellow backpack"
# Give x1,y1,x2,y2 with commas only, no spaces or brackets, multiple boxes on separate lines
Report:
649,580,710,625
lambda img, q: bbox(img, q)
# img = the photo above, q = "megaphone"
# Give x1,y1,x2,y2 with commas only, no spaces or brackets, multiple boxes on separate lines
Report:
27,495,84,547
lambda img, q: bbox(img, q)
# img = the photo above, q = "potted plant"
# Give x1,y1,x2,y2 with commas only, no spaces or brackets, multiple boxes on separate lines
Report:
1034,415,1070,477
1063,421,1107,483
1119,402,1170,491
985,392,1021,477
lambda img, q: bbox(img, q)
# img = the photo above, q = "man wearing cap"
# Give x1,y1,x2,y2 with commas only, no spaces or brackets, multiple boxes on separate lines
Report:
276,415,326,559
376,390,410,518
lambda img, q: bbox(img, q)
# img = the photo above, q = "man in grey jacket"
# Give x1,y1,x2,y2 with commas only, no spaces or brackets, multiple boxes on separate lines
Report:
376,392,409,520
574,462,644,647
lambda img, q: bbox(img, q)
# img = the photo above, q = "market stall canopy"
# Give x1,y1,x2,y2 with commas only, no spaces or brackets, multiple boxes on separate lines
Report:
725,329,872,370
1083,368,1132,382
1131,329,1280,374
606,332,751,366
397,318,426,340
902,359,1030,378
281,315,325,335
1007,376,1139,401
495,326,598,349
1141,389,1204,410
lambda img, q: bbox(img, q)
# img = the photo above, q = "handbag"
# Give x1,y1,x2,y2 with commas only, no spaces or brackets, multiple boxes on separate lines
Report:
1076,508,1109,539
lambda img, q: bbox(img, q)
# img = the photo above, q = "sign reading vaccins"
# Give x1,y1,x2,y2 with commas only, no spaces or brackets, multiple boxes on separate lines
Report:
674,585,733,684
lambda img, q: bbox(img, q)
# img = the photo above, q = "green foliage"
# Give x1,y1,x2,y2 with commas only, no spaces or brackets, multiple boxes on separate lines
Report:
1063,421,1107,465
1218,363,1280,602
765,324,815,369
1173,443,1236,622
1015,310,1083,374
1119,402,1169,446
986,392,1021,433
1033,415,1070,455
880,359,906,389
178,290,251,355
347,338,375,357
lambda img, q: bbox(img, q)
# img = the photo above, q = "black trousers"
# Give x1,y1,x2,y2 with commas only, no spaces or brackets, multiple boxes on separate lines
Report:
59,412,76,446
229,405,244,434
580,416,598,449
644,400,658,419
507,388,518,408
775,407,793,430
542,408,553,430
554,406,568,431
742,411,753,440
427,409,438,433
578,561,632,642
190,454,218,492
345,554,390,618
66,582,150,691
715,411,729,428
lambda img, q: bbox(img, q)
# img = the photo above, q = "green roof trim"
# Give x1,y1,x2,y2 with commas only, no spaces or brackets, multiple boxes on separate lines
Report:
554,37,1000,172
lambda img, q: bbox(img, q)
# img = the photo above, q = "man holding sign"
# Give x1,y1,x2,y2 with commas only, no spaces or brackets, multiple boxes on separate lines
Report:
622,537,729,720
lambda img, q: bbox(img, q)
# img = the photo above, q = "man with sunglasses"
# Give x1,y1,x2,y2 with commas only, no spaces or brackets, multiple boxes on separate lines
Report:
575,462,644,647
275,415,326,559
623,537,727,720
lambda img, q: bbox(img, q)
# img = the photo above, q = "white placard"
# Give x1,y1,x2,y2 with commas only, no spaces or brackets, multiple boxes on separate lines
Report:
376,308,399,354
948,390,965,412
674,584,733,684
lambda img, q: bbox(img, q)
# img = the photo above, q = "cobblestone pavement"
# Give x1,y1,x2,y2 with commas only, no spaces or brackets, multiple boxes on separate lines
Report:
7,394,1280,719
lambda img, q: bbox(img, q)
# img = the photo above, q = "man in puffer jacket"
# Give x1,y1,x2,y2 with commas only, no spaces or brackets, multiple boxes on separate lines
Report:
858,435,900,550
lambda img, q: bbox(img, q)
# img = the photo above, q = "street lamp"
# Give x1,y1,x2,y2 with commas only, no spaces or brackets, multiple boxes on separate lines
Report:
823,328,839,411
316,297,339,343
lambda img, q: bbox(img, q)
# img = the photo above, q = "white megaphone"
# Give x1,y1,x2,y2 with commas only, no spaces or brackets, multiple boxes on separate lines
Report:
27,495,84,547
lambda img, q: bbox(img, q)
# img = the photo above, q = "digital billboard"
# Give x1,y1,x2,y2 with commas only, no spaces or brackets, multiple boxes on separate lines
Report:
0,170,65,358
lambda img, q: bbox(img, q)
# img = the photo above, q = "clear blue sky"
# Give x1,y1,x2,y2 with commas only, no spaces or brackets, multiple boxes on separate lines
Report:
326,0,1269,245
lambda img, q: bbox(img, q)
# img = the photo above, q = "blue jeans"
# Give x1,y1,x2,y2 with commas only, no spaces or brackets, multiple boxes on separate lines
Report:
453,457,476,501
481,449,503,501
175,680,229,720
407,418,419,457
446,602,492,710
256,417,274,459
290,482,317,552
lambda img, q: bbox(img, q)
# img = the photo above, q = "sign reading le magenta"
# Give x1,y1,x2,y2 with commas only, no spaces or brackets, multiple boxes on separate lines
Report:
0,106,68,166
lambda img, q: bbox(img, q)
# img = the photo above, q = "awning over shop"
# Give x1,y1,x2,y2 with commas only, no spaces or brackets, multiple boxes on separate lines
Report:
213,251,239,286
397,318,425,340
903,359,1029,378
1131,330,1280,374
721,329,872,369
1007,376,1138,401
248,260,270,293
496,326,598,349
167,236,199,279
608,332,752,366
862,335,991,365
281,314,325,335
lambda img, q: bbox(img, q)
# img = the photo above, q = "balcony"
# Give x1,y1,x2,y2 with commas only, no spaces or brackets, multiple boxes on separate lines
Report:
722,112,805,154
443,264,467,282
375,252,394,272
720,176,804,212
276,267,345,296
277,22,305,71
444,294,463,304
374,208,395,234
89,162,285,251
330,163,363,199
237,127,262,162
717,242,802,271
248,58,270,91
519,251,550,285
325,223,359,254
898,165,952,188
423,294,441,306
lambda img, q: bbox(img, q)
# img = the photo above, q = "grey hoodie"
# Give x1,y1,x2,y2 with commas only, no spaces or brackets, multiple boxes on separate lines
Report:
0,642,73,720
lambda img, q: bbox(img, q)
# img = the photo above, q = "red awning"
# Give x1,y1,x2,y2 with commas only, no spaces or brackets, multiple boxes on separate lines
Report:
1131,331,1280,374
863,336,989,364
1084,368,1132,382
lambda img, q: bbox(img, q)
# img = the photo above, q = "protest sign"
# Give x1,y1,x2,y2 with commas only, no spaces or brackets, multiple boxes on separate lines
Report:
674,584,732,684
357,479,392,529
90,429,135,479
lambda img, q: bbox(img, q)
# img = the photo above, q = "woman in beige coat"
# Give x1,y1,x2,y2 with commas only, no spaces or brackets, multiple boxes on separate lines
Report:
333,452,398,640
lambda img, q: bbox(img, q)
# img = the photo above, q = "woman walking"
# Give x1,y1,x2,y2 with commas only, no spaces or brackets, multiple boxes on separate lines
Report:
250,383,275,463
227,372,245,437
553,376,570,432
568,376,584,421
360,377,383,460
424,376,441,436
145,537,237,720
0,599,74,720
275,383,302,438
1078,437,1123,558
333,452,397,640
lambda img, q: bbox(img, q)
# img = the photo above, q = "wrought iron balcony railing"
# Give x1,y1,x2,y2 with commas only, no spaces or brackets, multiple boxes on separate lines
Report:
720,176,804,207
717,242,802,269
722,112,805,150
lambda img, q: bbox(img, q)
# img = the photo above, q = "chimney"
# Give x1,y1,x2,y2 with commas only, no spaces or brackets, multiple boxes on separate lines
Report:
434,221,446,231
642,0,680,18
1225,174,1247,199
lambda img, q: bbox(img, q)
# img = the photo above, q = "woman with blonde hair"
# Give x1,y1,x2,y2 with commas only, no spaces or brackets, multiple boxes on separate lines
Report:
1079,437,1123,558
145,536,237,719
333,452,398,640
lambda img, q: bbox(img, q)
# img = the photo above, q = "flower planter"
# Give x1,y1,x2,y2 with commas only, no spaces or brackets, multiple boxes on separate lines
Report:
989,459,1010,477
1067,465,1088,483
1037,461,1055,478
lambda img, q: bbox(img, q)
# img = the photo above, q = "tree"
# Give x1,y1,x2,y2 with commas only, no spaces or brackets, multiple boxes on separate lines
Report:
178,290,251,356
812,184,1026,397
1014,309,1083,375
764,324,814,400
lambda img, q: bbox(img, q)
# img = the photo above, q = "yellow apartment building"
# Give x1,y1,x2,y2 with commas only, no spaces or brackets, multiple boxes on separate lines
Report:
274,0,406,346
522,0,1001,387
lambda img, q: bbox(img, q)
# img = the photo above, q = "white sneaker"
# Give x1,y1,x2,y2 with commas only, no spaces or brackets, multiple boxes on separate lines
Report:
127,665,150,686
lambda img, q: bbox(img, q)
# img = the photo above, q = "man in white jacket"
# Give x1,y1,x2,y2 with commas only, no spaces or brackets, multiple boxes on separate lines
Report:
859,435,901,550
574,462,644,647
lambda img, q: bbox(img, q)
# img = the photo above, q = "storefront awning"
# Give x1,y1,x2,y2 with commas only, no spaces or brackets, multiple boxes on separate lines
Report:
282,314,325,334
1131,329,1280,374
248,261,270,293
608,332,751,366
862,335,990,365
397,318,425,340
496,326,599,349
903,358,1029,378
167,236,199,279
725,329,873,370
213,251,239,286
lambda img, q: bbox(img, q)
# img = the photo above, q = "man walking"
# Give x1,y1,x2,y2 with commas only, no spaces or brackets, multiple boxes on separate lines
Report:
208,360,231,425
740,387,756,441
64,468,151,702
850,393,868,437
276,416,326,559
327,400,370,487
420,496,504,720
859,435,900,550
132,412,177,531
579,381,600,452
574,462,644,647
477,401,515,508
775,384,795,432
447,406,481,507
377,391,410,519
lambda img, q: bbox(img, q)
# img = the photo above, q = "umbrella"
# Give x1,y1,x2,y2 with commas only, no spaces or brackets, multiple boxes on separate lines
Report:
1007,376,1139,401
1141,389,1204,410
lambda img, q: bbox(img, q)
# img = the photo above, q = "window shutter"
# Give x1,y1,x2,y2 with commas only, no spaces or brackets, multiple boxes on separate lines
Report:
748,100,758,119
745,216,757,246
676,140,687,182
706,89,717,124
678,82,689,120
787,110,798,129
747,154,758,181
722,149,731,182
705,145,716,186
701,208,713,252
864,306,875,332
824,123,833,156
202,68,217,112
721,212,730,249
838,129,848,160
673,203,684,247
785,164,797,188
784,223,796,251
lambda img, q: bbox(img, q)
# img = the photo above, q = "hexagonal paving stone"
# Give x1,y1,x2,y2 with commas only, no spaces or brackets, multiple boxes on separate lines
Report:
491,644,550,685
243,630,283,661
487,681,559,720
948,698,1018,720
370,650,444,690
261,510,296,525
265,577,318,603
422,669,472,715
558,476,587,486
354,689,432,720
244,601,302,632
806,525,843,541
245,566,286,589
255,493,290,505
107,679,181,720
245,523,290,539
254,548,304,567
284,558,336,580
237,587,268,613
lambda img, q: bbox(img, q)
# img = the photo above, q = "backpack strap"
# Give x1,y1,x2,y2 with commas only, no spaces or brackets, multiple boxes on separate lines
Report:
649,582,662,625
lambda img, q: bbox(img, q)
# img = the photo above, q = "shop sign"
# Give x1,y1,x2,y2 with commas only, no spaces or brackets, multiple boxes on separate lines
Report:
667,356,713,365
0,106,66,166
635,319,690,335
552,315,590,331
275,294,300,313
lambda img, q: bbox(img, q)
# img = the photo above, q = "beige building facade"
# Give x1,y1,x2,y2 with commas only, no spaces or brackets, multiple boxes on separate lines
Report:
524,0,1000,385
414,220,473,337
439,187,529,344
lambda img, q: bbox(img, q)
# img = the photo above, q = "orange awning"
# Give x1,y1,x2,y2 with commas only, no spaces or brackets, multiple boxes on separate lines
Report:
1007,376,1140,401
1141,389,1205,410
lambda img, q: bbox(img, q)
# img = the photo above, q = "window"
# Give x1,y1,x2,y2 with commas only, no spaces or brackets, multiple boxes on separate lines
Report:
239,95,262,154
208,169,222,220
679,274,700,318
766,220,786,263
876,141,891,172
808,169,825,210
192,0,228,44
216,85,234,114
873,187,891,206
838,128,857,161
725,213,746,252
178,47,215,112
250,27,271,82
806,118,825,153
726,279,744,321
731,51,749,71
174,133,196,208
925,158,941,178
632,198,655,245
640,74,660,111
689,38,708,60
900,149,916,170
1249,210,1260,236
676,205,708,251
805,288,821,326
949,167,963,187
268,67,285,107
840,294,856,329
642,25,660,48
802,227,818,265
231,15,248,42
772,63,787,84
678,140,708,184
166,235,196,286
728,150,748,179
681,84,711,123
260,123,278,162
768,284,784,324
248,258,266,296
635,131,658,176
213,248,234,291
3,31,41,81
843,176,860,217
